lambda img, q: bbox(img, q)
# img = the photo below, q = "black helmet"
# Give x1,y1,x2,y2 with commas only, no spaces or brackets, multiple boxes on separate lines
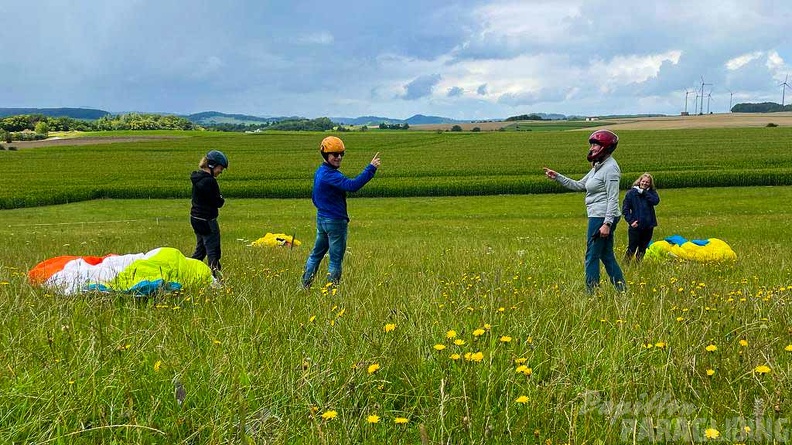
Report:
206,150,228,169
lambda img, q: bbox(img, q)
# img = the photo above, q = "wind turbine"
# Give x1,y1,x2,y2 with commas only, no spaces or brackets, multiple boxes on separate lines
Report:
781,74,790,107
684,90,694,114
694,94,700,116
706,90,714,114
728,90,734,112
699,76,712,115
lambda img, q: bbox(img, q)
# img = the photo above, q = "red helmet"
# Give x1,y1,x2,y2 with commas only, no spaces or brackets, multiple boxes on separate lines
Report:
588,129,618,150
587,129,619,162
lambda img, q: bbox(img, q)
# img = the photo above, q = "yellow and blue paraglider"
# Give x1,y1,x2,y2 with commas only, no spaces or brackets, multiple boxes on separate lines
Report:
645,235,736,262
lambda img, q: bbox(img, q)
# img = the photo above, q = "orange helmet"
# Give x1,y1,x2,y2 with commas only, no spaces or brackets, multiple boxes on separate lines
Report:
320,136,345,154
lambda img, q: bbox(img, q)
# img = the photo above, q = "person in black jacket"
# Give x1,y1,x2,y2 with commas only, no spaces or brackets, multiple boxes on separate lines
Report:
190,150,228,278
622,173,660,262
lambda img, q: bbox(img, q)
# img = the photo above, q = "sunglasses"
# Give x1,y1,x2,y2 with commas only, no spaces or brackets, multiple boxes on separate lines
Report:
329,152,345,158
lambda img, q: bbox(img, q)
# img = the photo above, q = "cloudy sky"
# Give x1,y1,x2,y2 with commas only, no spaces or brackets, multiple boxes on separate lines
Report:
2,0,790,119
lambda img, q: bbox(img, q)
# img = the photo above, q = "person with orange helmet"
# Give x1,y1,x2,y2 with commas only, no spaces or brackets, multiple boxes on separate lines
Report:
543,129,626,293
301,136,381,288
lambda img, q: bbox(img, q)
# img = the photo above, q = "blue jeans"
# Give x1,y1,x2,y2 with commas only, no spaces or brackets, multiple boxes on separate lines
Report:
302,217,348,287
585,217,626,293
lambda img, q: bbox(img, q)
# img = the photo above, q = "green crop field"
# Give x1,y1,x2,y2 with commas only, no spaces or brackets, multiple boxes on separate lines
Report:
1,129,791,443
2,127,792,209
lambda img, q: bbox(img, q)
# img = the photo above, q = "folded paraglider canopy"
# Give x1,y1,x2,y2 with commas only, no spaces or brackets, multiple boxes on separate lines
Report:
645,235,736,262
248,233,301,248
28,247,214,295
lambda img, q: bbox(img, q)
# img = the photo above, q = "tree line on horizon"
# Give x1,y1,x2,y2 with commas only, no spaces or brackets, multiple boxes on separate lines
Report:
0,113,346,141
730,102,792,113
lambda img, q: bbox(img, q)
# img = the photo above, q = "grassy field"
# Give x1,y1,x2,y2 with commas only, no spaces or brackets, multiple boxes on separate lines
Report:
2,127,791,443
2,128,792,209
1,184,791,443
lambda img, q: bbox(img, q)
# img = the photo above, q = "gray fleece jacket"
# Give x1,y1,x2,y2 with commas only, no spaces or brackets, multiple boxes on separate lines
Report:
554,156,622,224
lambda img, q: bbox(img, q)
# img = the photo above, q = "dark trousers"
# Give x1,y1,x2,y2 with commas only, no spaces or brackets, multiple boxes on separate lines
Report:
191,217,221,277
626,226,654,261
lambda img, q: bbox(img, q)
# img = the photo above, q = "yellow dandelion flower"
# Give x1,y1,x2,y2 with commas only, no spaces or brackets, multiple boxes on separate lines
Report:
705,344,718,352
706,369,715,376
785,344,792,352
384,323,396,332
367,363,380,374
309,315,316,323
449,353,461,360
754,365,771,374
433,344,446,351
153,360,162,372
213,339,221,345
394,417,409,424
676,317,685,322
500,336,512,343
704,428,720,439
321,410,338,420
739,339,748,347
470,351,484,362
643,343,654,349
498,307,505,312
472,329,485,337
446,330,457,339
454,339,466,346
515,395,529,404
514,358,527,365
516,365,533,375
655,342,667,349
367,414,380,423
483,323,491,330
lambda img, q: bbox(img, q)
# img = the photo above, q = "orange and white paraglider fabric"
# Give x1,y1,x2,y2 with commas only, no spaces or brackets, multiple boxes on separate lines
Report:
28,247,214,295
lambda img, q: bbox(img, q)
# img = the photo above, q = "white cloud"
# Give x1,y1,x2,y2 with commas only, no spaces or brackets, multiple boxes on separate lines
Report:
766,50,789,80
589,51,683,93
726,52,764,70
298,32,334,45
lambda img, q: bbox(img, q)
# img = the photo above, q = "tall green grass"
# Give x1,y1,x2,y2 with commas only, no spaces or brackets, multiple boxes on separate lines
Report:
1,187,790,443
2,128,792,209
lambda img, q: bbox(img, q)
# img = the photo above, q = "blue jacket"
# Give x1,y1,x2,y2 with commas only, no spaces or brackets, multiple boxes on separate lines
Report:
312,162,377,221
622,187,660,228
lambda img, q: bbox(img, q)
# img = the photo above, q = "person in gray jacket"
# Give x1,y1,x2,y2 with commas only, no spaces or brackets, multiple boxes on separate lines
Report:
543,129,626,293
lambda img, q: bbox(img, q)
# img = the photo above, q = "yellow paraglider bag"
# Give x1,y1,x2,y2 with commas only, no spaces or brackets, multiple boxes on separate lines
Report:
249,233,302,248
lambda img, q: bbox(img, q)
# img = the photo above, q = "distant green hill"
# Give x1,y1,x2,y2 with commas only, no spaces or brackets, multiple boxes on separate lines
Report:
186,111,300,125
0,107,110,119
